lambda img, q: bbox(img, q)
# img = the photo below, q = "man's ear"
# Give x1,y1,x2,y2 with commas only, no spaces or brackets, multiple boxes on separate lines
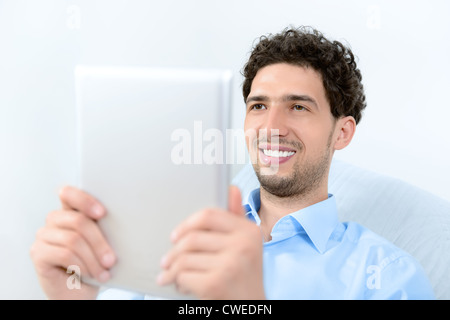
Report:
333,116,356,151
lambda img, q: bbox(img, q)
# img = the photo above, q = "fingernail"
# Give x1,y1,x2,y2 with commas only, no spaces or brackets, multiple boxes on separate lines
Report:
156,272,165,286
170,230,178,242
98,270,111,283
102,253,116,267
160,255,168,268
92,204,105,218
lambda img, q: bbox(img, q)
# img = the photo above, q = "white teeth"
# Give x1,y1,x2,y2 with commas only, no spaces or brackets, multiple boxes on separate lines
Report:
262,149,295,158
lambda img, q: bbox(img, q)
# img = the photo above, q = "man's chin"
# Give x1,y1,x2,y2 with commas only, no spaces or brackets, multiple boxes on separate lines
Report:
257,165,280,176
256,173,300,198
253,162,295,177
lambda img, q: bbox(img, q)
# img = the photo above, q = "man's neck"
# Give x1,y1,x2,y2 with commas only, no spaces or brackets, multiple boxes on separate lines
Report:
257,184,329,241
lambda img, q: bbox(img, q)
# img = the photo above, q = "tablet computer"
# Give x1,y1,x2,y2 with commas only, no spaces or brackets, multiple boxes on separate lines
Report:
75,65,232,298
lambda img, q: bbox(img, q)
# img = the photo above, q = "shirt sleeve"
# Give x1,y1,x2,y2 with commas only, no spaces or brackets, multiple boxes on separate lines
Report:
365,255,435,300
97,287,145,300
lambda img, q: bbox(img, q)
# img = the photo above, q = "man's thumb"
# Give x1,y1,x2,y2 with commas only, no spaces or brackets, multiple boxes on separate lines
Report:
228,185,245,216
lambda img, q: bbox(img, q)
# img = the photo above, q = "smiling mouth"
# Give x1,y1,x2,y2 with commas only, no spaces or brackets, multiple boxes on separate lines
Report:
261,149,296,158
257,145,297,166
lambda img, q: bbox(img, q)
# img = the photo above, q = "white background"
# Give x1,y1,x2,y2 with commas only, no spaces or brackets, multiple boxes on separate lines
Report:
0,0,449,299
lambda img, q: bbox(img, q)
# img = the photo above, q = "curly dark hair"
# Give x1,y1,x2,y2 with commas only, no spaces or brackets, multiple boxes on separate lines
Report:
242,26,366,124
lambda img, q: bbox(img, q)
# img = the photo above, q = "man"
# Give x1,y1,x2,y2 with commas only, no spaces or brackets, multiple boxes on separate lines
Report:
30,26,435,299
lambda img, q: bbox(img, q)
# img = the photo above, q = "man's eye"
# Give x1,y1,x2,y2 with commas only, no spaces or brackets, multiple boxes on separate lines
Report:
293,105,306,111
251,104,266,110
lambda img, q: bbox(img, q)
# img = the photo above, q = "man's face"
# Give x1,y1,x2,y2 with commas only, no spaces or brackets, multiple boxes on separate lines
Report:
244,63,338,198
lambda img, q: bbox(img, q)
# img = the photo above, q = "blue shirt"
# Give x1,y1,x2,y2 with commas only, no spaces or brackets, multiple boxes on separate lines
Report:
245,188,435,299
98,188,435,300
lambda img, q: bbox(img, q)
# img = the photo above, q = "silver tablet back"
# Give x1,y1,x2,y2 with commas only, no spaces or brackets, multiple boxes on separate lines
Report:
75,66,232,298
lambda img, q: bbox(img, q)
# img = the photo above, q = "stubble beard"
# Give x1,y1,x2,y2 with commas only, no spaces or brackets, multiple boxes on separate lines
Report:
252,135,332,199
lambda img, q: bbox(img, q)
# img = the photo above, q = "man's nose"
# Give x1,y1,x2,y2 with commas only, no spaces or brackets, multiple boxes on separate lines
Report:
263,107,289,137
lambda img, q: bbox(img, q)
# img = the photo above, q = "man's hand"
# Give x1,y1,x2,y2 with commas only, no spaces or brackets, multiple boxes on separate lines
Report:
30,186,116,299
157,186,265,299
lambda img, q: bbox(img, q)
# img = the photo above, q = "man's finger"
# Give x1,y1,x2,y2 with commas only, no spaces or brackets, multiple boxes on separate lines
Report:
37,227,112,282
157,253,216,286
228,185,245,216
170,208,242,243
161,231,226,269
30,240,89,279
59,185,106,219
172,271,211,298
45,210,116,269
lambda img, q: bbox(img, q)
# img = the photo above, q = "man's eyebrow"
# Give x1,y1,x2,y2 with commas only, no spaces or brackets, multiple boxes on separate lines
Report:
246,95,269,104
246,94,318,108
283,94,318,108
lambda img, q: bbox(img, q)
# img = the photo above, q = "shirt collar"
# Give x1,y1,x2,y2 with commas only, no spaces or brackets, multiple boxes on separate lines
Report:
244,188,340,254
244,188,262,225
